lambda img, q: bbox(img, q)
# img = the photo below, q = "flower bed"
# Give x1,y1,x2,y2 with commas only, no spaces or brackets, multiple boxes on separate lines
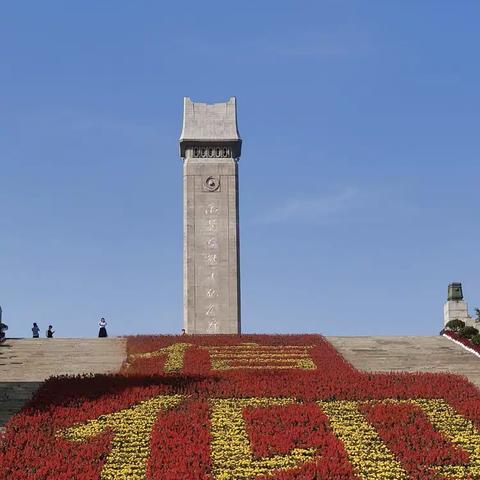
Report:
442,329,480,357
2,334,480,479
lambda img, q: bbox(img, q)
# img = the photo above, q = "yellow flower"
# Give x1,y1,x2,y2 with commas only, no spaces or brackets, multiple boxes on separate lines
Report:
59,394,184,480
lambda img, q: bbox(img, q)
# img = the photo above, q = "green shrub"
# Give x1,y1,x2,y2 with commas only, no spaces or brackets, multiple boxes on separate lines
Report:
445,319,466,332
459,326,479,339
471,334,480,345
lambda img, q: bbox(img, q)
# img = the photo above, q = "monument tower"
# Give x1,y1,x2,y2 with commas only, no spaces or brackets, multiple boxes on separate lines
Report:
179,97,242,334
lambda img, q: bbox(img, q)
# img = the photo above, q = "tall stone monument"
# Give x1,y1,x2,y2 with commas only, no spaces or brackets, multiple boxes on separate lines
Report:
179,97,242,334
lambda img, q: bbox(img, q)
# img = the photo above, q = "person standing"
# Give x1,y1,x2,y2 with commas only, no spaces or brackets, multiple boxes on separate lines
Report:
32,322,40,338
98,317,108,338
0,307,8,343
0,324,6,343
46,325,54,338
0,306,8,344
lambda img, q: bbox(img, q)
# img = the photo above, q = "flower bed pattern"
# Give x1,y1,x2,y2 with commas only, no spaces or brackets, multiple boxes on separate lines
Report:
3,334,480,479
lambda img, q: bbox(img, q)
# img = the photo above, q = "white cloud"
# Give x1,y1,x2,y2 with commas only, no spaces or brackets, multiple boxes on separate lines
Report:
254,187,358,225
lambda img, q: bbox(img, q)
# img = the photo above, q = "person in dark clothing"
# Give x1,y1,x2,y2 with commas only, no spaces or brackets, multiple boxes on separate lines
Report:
46,325,54,338
0,323,7,343
98,318,108,338
32,322,40,338
0,306,8,343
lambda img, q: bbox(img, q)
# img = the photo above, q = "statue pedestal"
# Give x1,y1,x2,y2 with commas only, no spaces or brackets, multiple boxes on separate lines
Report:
444,300,472,327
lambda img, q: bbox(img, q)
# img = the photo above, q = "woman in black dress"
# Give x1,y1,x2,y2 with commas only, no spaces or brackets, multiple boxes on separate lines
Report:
98,318,108,338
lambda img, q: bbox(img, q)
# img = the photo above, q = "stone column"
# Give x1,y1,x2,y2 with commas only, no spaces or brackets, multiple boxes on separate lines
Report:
179,97,241,334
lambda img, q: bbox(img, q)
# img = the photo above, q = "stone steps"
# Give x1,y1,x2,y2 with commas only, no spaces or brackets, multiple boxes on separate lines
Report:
0,382,42,428
0,338,126,427
1,336,479,429
327,335,480,387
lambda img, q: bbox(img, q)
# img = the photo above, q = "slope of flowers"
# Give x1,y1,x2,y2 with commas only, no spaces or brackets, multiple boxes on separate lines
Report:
2,334,480,479
443,329,480,356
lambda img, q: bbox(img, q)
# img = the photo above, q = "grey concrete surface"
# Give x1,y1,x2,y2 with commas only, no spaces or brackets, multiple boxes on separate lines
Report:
328,336,480,387
0,338,126,427
179,97,240,146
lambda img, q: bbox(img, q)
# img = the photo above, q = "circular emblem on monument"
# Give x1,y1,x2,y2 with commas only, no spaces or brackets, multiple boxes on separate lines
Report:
204,176,220,192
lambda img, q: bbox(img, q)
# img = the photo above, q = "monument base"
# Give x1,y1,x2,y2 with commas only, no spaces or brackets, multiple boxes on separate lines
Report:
444,300,474,327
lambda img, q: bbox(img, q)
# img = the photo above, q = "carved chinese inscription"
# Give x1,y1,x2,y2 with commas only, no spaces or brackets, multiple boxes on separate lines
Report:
205,202,219,333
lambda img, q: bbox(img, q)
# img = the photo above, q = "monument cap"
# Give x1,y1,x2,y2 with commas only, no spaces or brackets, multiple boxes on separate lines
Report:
179,97,241,158
447,282,463,301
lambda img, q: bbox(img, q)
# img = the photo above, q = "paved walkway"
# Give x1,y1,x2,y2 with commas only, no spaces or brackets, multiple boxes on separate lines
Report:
327,336,480,387
0,338,126,427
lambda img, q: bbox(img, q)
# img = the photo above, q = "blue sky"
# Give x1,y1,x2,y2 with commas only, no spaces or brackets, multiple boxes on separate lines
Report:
1,1,479,338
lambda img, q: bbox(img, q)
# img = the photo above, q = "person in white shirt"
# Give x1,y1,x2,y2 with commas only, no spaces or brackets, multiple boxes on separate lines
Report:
98,317,108,338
